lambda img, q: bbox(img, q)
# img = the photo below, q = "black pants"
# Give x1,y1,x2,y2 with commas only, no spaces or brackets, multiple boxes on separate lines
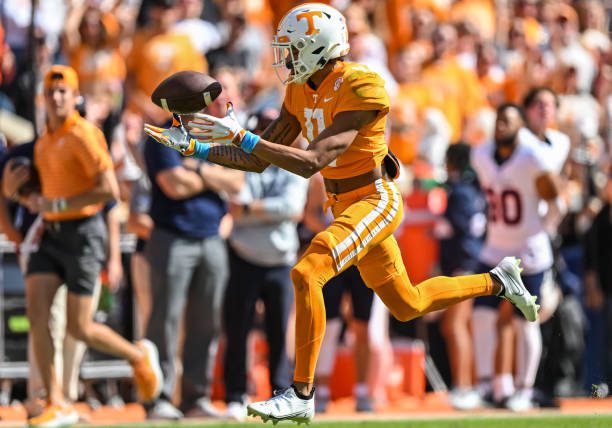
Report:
223,247,294,404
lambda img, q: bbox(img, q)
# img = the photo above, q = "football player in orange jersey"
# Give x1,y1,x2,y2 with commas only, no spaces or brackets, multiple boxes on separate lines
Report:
144,3,539,424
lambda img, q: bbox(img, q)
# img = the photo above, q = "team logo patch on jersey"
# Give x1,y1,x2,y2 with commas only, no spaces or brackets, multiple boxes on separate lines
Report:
334,77,343,91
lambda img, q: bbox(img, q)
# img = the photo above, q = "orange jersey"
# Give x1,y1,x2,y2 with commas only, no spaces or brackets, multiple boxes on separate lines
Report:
35,112,114,221
283,61,390,180
422,57,487,142
127,30,207,100
68,45,126,91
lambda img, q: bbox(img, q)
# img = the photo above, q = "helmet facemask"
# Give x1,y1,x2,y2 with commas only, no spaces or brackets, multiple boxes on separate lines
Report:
272,36,326,85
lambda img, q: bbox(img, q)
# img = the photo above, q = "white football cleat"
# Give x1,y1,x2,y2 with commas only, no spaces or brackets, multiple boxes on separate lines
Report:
491,257,540,322
246,386,314,425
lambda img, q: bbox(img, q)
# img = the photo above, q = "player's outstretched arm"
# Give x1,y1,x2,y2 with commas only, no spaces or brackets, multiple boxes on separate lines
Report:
144,106,301,172
205,107,302,172
190,108,377,178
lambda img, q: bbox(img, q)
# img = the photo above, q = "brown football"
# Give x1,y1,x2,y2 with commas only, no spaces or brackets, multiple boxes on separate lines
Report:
151,71,222,114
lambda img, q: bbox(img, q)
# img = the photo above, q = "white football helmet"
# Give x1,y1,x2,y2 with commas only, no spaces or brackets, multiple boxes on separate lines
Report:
272,3,350,85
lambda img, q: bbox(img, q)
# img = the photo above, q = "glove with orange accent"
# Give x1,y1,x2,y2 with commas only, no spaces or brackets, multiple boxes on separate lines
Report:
187,102,260,153
143,116,210,159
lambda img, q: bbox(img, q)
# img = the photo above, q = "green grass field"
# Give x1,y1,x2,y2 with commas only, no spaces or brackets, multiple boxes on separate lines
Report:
80,414,612,428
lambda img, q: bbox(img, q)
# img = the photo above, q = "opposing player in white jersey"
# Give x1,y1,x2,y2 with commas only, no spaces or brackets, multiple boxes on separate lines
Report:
471,104,559,411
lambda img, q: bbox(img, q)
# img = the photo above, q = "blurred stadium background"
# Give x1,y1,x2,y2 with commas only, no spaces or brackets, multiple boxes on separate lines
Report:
0,0,611,426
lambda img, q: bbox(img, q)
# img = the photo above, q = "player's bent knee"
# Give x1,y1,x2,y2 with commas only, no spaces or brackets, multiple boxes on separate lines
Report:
291,237,333,292
291,261,317,293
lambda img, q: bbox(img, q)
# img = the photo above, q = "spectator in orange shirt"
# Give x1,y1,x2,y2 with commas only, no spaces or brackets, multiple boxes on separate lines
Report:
389,45,430,165
384,1,439,63
513,0,545,48
422,23,488,144
125,0,207,125
62,4,126,108
5,65,162,428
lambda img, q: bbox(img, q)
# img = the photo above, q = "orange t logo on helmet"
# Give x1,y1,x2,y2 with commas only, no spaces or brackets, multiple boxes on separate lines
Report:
296,11,323,35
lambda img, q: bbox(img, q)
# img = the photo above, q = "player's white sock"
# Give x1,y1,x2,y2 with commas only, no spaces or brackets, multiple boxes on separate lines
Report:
514,317,542,390
472,307,497,383
315,318,342,377
493,373,515,403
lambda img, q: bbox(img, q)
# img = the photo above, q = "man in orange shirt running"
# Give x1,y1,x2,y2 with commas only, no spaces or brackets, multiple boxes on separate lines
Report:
145,3,539,424
8,65,163,427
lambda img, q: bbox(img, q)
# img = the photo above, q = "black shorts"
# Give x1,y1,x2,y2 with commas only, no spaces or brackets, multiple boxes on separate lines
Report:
323,266,373,321
27,214,107,295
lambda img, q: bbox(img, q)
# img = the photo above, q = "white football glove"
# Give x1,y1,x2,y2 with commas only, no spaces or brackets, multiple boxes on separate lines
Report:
144,120,196,155
187,102,246,146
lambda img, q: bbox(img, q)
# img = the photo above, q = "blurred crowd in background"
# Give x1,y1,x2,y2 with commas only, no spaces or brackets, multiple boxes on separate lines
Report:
0,0,611,422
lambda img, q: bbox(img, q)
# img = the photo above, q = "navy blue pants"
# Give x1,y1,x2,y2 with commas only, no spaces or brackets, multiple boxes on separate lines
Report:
223,247,294,404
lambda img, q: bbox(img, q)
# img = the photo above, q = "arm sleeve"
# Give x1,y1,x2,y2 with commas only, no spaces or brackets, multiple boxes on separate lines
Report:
335,69,390,116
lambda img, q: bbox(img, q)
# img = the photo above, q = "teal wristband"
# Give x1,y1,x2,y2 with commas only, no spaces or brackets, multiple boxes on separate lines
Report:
240,131,260,154
192,141,210,160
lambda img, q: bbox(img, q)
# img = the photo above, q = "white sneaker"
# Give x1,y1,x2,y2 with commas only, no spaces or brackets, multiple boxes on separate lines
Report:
226,401,246,421
506,389,535,412
491,257,540,322
448,388,483,410
147,400,183,420
246,386,314,425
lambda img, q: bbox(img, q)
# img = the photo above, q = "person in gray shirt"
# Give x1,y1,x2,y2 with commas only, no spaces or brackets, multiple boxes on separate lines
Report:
223,108,308,421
